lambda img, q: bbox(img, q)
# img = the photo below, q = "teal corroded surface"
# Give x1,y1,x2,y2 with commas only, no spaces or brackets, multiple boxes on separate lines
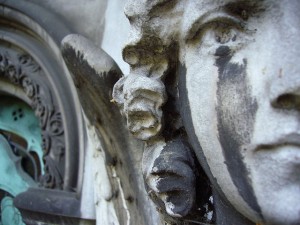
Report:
0,96,43,225
0,197,24,225
0,96,43,171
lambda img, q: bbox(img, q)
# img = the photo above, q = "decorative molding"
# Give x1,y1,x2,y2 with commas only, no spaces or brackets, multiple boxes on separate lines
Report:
0,48,65,189
0,0,84,194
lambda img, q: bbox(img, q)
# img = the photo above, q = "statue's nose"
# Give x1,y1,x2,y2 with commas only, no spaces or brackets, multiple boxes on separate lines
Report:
270,68,300,111
267,1,300,111
272,92,300,111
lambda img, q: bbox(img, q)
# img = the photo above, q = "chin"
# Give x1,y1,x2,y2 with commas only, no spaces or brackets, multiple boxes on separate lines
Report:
252,168,300,225
263,210,300,225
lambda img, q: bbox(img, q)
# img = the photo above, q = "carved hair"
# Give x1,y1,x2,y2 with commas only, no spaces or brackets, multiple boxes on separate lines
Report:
113,0,243,141
113,0,183,141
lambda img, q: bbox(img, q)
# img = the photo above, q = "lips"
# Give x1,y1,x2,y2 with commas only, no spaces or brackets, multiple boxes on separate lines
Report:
251,133,300,168
254,133,300,152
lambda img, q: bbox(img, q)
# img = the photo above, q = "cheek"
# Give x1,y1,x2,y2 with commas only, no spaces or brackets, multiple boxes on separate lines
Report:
182,47,262,219
185,53,218,96
184,50,220,140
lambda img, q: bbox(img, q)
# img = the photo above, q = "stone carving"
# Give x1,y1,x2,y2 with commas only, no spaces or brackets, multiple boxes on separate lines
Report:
61,34,163,225
113,75,167,140
0,48,64,189
113,0,300,224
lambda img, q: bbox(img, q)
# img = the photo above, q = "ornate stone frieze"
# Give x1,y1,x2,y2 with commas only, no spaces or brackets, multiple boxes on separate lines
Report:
0,0,85,196
0,1,88,222
0,47,65,189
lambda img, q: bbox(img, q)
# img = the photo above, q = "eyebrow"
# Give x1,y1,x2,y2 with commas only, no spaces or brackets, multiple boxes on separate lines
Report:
224,1,264,19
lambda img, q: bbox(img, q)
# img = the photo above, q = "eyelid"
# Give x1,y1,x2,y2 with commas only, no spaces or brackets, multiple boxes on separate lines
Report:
185,12,245,42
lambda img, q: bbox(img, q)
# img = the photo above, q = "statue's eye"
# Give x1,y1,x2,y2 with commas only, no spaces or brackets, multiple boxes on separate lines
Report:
188,18,251,56
186,14,253,55
186,15,245,44
202,19,245,45
212,22,240,44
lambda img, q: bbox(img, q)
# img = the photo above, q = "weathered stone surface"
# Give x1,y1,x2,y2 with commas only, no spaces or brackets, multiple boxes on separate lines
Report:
62,34,161,225
113,1,300,224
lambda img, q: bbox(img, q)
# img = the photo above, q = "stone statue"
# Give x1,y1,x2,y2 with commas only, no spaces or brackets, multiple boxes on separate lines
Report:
113,0,300,224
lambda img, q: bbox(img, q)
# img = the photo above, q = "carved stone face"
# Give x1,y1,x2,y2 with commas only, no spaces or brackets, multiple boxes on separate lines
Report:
180,0,300,224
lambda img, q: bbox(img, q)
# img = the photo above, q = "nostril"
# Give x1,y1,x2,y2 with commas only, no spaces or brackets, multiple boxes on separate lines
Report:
272,94,300,110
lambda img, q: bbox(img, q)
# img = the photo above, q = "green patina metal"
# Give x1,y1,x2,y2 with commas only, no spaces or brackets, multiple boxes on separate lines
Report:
0,97,43,171
0,96,43,225
0,196,24,225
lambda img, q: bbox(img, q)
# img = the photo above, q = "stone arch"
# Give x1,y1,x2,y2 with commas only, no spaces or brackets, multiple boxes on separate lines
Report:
0,1,87,223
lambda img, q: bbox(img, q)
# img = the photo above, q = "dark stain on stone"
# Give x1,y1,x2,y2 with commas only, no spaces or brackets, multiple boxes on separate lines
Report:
126,195,134,203
224,1,265,21
108,156,118,167
215,45,261,216
150,139,196,217
178,63,254,224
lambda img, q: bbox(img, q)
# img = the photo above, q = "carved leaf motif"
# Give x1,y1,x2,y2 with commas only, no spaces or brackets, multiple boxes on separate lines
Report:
52,141,65,161
42,132,51,155
7,65,19,83
19,54,30,65
48,111,64,136
40,156,63,189
22,76,39,98
0,54,8,72
32,97,48,129
18,54,40,73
